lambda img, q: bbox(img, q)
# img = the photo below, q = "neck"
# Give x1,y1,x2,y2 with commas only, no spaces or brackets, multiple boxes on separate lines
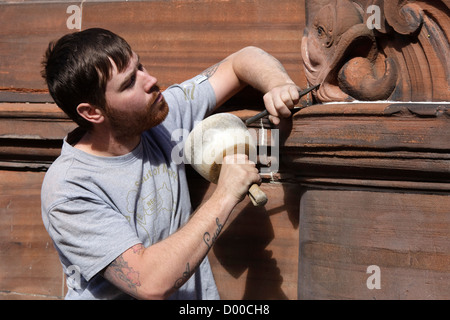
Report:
74,128,141,157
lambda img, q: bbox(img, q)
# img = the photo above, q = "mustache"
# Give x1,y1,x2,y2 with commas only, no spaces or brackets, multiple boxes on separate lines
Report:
146,85,164,109
149,85,160,94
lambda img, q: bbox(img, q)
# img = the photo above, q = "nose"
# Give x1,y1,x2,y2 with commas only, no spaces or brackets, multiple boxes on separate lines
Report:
141,71,158,93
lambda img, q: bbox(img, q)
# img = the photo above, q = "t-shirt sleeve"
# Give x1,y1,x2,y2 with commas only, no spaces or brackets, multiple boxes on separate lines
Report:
162,74,217,133
46,198,141,282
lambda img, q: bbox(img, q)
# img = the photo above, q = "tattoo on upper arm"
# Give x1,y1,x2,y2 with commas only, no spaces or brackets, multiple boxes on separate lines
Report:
105,244,143,294
201,59,227,79
131,243,145,254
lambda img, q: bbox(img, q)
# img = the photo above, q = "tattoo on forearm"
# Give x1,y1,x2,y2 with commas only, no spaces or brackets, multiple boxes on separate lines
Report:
172,218,223,290
203,218,224,249
173,262,192,289
201,59,227,78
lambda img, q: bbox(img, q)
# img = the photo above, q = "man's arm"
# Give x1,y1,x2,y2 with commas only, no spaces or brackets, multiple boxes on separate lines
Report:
203,46,300,125
102,154,260,300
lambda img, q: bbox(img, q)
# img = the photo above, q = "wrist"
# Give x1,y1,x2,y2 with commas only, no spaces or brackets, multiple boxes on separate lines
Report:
208,188,239,214
266,80,296,92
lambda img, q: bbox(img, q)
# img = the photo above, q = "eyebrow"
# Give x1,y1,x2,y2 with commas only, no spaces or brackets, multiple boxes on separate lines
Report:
118,54,141,92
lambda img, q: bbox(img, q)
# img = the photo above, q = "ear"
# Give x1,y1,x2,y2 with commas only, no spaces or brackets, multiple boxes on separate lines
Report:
76,103,105,124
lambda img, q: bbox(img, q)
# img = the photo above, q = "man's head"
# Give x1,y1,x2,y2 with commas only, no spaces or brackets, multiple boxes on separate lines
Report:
42,28,168,137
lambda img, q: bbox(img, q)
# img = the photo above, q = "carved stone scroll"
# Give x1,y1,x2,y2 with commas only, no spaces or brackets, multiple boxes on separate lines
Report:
302,0,450,102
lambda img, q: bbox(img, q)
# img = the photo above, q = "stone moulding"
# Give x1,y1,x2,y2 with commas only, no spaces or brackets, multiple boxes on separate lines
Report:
0,103,75,170
281,102,450,186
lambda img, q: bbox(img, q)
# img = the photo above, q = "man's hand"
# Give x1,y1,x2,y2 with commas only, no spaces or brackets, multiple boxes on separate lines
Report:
263,83,300,125
214,154,261,205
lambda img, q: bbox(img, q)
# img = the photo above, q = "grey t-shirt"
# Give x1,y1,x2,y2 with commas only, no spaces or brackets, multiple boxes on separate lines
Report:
41,75,220,300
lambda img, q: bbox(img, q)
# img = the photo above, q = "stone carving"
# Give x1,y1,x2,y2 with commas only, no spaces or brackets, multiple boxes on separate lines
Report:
301,0,450,102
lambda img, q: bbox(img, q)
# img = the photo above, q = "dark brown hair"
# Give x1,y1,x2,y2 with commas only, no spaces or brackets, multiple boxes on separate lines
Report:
41,28,133,130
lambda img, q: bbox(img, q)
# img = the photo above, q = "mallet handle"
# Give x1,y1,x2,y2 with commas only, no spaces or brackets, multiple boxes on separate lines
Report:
248,184,268,207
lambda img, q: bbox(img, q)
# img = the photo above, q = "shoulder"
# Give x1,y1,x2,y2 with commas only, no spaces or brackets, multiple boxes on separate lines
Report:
159,75,216,132
163,75,212,103
41,140,93,212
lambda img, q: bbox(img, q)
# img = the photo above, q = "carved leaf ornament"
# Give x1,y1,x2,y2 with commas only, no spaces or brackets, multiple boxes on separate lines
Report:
302,0,450,102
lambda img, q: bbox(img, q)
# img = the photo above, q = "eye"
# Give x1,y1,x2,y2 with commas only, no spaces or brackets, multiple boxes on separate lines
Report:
317,26,325,37
127,74,136,89
124,63,144,90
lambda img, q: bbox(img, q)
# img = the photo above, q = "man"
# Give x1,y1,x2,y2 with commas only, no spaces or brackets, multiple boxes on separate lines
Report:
41,28,299,300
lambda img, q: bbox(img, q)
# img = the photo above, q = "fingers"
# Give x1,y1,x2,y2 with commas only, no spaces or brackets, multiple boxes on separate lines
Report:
222,154,261,184
263,84,300,124
216,154,262,204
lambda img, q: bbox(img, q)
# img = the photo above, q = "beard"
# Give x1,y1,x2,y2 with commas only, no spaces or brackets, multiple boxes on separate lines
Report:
105,93,169,141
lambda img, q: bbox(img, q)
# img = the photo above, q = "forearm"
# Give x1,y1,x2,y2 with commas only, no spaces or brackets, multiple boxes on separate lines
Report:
141,193,235,298
104,191,237,300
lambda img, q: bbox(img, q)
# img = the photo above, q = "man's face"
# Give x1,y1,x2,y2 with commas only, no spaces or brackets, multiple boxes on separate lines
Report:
103,52,169,139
